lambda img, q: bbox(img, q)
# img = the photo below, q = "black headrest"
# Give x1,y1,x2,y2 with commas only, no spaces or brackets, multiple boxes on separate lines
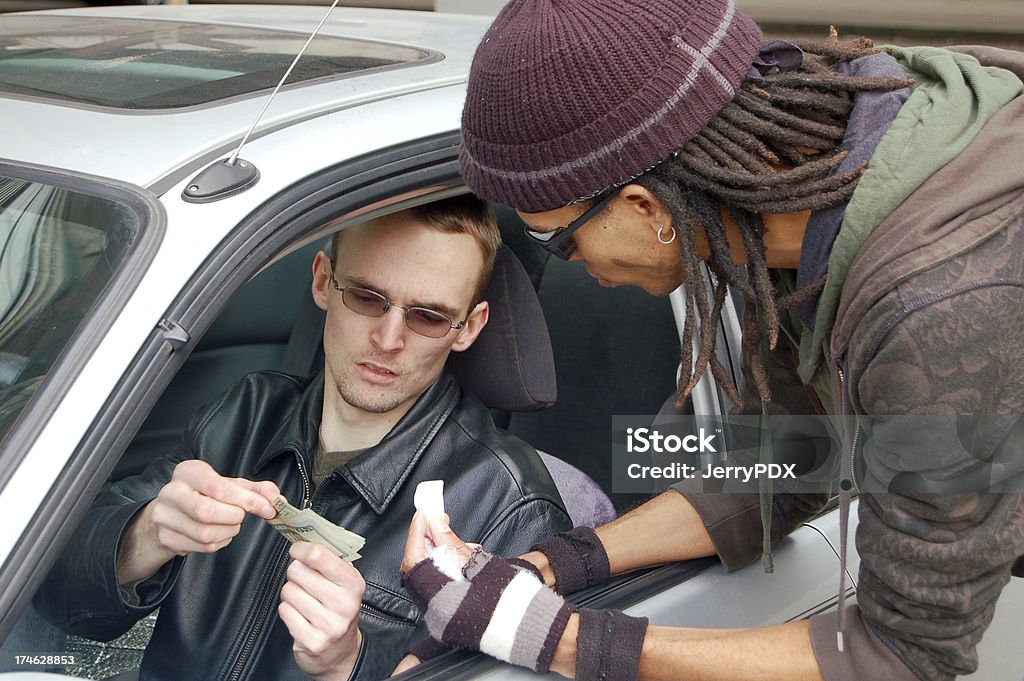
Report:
448,245,557,412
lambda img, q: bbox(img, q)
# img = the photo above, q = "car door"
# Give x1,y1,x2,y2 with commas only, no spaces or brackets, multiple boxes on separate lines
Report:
0,127,469,677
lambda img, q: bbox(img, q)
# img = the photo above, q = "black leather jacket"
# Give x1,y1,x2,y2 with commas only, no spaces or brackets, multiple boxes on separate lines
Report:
36,370,571,681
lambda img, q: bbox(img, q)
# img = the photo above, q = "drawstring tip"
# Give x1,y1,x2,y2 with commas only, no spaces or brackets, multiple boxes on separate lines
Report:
837,631,845,652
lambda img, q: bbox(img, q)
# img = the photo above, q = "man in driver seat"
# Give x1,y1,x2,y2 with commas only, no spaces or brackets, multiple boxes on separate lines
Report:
36,195,572,681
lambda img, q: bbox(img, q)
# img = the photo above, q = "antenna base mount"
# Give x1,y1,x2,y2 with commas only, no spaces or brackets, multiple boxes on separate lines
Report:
183,158,260,203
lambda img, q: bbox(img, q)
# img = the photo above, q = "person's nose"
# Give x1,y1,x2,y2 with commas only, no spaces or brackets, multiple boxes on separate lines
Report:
369,307,407,352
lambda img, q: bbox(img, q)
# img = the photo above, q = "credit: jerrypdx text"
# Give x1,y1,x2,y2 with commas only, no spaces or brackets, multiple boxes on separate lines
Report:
611,414,1024,496
625,427,797,483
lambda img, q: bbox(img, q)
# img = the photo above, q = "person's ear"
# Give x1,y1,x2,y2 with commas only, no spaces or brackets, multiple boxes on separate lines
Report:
311,250,332,312
450,301,489,352
618,183,669,221
618,184,673,239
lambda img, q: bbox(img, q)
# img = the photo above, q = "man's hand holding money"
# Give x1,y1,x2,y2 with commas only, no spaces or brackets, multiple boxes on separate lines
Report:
269,498,368,679
117,459,280,586
279,541,366,681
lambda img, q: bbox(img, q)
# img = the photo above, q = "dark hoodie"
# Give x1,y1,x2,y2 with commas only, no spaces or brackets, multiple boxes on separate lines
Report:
675,45,1024,681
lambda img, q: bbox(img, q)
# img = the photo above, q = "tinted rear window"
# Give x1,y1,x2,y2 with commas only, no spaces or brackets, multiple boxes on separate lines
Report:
0,174,142,444
0,15,430,109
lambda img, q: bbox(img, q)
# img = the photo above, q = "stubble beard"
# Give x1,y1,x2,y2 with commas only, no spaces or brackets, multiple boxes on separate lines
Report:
333,373,407,414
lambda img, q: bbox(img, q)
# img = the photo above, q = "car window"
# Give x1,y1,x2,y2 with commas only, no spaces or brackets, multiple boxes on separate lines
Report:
0,16,432,109
0,175,139,444
0,186,721,680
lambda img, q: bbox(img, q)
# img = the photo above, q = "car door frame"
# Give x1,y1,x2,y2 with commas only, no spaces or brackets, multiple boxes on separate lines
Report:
0,132,465,641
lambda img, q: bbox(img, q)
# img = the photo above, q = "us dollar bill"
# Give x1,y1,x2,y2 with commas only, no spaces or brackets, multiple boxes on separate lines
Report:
267,497,365,562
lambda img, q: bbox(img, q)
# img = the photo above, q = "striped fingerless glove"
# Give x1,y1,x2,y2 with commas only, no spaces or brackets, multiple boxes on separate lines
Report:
402,546,648,680
402,546,574,672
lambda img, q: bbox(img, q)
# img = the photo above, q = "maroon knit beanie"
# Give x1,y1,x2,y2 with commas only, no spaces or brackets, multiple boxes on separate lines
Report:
460,0,762,212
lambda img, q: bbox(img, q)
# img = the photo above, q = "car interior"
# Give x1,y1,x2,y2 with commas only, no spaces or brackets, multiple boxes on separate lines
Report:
2,194,687,679
114,200,682,514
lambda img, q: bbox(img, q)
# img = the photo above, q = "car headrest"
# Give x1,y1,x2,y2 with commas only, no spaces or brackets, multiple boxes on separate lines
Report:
448,245,556,412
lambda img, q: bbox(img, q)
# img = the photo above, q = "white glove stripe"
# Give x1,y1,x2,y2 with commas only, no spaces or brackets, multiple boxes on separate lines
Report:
479,571,544,661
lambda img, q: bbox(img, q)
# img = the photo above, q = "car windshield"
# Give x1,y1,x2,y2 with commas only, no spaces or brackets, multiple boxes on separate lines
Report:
0,175,139,444
0,16,430,109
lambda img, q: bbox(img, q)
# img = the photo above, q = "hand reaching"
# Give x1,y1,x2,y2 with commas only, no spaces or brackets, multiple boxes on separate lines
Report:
400,512,649,680
400,511,575,674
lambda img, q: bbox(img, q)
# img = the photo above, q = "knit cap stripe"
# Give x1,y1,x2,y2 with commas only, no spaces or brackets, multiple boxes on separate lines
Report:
478,571,545,662
462,0,743,188
672,0,738,90
670,35,735,95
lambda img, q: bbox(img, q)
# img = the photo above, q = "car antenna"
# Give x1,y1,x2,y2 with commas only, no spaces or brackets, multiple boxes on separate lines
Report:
183,0,343,203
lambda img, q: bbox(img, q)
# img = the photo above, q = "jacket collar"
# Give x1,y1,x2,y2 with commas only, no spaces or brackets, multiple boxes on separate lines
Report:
254,373,324,475
254,368,461,516
342,369,460,515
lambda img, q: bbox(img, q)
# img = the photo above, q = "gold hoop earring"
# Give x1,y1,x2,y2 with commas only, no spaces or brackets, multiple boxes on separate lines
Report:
657,224,676,245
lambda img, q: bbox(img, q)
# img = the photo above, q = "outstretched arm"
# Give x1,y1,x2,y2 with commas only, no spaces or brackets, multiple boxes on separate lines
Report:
550,618,822,681
403,512,824,681
523,491,715,587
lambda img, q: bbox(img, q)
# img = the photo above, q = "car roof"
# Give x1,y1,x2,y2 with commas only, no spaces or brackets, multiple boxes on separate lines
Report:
0,5,489,189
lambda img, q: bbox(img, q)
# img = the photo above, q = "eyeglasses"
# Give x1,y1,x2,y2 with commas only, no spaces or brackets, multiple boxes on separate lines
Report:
523,189,618,260
328,265,467,339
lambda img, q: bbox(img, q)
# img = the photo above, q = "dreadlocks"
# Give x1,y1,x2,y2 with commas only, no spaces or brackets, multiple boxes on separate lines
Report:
635,34,913,407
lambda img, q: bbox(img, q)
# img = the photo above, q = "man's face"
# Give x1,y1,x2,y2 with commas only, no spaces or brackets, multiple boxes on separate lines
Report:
311,212,488,418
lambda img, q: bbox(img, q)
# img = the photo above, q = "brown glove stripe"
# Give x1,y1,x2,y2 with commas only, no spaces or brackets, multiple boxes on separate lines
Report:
402,548,574,672
402,556,454,612
406,636,450,663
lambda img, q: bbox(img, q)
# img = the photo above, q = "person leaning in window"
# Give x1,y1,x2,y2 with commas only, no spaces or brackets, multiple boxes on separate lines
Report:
398,1,1024,680
35,195,572,681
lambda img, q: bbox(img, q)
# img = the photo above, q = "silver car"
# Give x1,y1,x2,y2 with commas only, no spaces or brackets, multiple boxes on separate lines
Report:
0,5,1020,681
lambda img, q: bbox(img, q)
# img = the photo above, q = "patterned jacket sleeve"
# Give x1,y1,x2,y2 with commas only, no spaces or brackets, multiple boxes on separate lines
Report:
810,284,1024,681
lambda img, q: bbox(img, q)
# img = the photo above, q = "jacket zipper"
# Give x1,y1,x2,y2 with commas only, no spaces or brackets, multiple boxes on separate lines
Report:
295,453,314,509
836,366,862,494
281,466,410,631
225,452,314,681
359,600,409,626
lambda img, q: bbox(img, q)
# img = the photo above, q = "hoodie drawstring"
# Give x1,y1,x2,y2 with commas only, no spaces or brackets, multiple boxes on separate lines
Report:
756,308,775,573
834,363,858,653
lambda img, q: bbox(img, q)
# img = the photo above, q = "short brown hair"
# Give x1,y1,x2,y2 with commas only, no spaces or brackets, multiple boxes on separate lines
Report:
331,194,501,304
